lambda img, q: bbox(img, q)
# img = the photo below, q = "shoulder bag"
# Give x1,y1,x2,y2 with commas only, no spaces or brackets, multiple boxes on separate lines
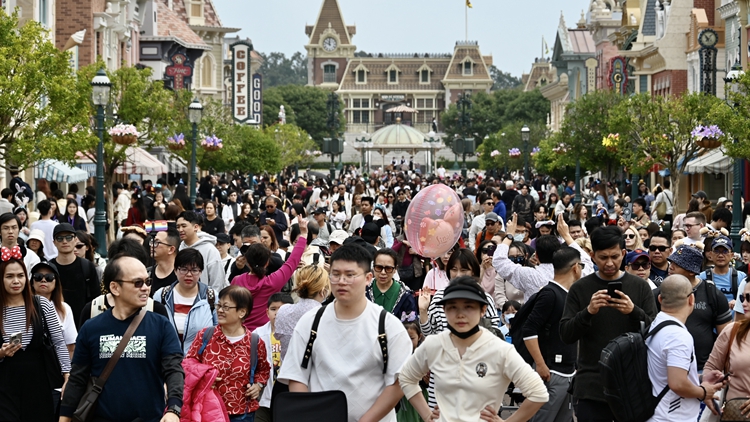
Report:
720,323,749,421
73,309,147,422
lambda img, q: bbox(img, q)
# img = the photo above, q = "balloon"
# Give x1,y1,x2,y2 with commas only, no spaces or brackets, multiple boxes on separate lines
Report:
404,184,464,258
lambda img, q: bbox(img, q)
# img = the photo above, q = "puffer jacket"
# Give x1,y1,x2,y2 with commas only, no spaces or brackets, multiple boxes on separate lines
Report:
154,281,218,354
182,358,229,422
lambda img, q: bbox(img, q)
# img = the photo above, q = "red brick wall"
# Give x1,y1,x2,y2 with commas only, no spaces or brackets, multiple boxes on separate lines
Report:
693,0,715,26
651,69,688,97
312,57,349,85
56,0,94,66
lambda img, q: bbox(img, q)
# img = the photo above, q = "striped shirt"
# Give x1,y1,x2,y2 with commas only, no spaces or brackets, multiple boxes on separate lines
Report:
419,288,499,409
1,295,71,372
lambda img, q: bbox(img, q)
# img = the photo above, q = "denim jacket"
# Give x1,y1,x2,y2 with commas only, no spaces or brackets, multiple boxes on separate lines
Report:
154,281,218,354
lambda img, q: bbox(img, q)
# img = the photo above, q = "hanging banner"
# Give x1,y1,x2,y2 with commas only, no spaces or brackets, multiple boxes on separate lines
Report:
608,56,628,95
230,41,262,125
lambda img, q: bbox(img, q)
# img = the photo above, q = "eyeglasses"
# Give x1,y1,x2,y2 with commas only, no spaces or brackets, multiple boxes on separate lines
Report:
373,265,396,274
726,205,734,210
55,235,75,243
624,234,636,240
628,261,651,270
509,256,525,264
116,278,152,288
388,196,394,199
570,262,584,270
485,202,494,206
330,273,364,285
176,267,202,276
649,245,669,252
486,221,497,226
713,249,731,256
75,244,86,249
149,239,166,248
217,305,238,312
683,223,700,230
32,273,55,283
740,293,750,303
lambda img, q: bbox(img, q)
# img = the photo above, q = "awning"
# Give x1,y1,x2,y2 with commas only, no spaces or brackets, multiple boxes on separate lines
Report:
150,147,187,173
35,159,89,183
76,147,167,176
386,105,418,113
683,148,733,174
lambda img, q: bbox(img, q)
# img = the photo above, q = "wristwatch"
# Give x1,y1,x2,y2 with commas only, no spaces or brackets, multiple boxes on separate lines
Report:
505,234,514,242
166,405,181,418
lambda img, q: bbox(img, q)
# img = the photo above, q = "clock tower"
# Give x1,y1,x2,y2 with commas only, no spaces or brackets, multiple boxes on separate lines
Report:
305,0,356,87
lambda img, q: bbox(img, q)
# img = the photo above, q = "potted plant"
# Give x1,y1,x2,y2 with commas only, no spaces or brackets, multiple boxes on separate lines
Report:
167,133,185,151
691,125,724,149
108,124,139,145
508,148,521,158
201,135,223,152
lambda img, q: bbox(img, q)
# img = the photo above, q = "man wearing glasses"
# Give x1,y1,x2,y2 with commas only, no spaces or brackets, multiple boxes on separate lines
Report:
699,236,747,310
148,228,180,296
259,196,287,242
59,255,184,422
365,249,417,318
50,223,100,329
0,212,39,274
279,245,411,422
681,212,706,246
468,193,498,251
648,231,672,285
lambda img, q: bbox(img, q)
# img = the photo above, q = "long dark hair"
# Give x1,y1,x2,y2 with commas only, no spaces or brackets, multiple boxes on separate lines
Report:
173,184,191,210
131,191,147,221
65,198,85,227
0,259,35,332
30,264,65,318
75,230,95,262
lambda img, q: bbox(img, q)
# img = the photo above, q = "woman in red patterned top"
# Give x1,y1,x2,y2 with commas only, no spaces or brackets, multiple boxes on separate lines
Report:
186,285,270,421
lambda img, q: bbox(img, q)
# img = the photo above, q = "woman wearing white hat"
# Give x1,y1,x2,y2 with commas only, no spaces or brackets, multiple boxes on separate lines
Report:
26,228,46,261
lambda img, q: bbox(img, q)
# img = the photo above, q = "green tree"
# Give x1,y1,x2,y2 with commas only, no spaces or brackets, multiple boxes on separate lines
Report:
258,52,307,88
716,71,750,159
262,85,343,143
477,122,545,172
0,10,92,168
489,65,522,90
264,124,317,169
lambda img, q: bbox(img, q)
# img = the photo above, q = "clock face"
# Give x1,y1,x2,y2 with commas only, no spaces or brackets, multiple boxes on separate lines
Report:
323,37,337,52
699,30,717,47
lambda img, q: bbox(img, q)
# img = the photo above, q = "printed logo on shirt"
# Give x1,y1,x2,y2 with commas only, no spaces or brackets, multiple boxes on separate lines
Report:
99,335,147,359
476,362,488,378
694,301,707,311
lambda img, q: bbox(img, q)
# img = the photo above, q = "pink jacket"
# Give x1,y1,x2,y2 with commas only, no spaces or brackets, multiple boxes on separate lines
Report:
182,358,230,422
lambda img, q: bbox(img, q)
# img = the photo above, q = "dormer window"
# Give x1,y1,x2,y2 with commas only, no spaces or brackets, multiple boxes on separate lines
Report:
357,70,366,83
421,70,429,83
385,64,401,84
463,62,472,75
190,0,203,17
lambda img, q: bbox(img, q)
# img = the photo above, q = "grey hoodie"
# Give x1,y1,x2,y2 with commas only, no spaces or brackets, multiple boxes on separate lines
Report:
180,231,227,291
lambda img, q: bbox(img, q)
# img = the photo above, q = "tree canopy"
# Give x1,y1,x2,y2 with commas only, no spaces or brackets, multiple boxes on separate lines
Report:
257,52,307,88
262,85,344,143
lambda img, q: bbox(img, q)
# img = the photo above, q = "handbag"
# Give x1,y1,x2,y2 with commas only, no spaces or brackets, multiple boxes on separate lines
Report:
34,296,65,390
73,309,147,422
720,323,750,421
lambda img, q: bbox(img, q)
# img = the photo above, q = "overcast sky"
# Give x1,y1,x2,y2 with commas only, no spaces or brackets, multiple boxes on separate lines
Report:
213,0,588,78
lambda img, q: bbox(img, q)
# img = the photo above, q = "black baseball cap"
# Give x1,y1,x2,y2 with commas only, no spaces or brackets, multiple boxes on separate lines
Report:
436,283,488,306
215,233,231,244
53,223,76,237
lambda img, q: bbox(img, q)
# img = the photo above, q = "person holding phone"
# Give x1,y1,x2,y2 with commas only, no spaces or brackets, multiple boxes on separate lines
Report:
476,239,498,307
560,226,657,422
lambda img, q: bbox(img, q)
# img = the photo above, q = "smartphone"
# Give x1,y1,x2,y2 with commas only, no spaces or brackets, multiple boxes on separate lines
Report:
608,282,623,300
719,372,732,383
9,332,22,345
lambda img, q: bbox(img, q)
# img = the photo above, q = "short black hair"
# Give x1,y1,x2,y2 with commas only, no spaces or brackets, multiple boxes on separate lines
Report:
360,196,374,206
37,199,52,216
536,235,562,264
177,211,203,226
268,293,293,308
552,246,580,273
632,198,647,209
107,238,149,263
0,213,21,232
163,228,181,248
568,219,582,229
585,217,602,237
330,244,372,274
229,221,250,237
713,208,733,224
373,248,399,267
590,226,625,252
1,188,12,199
650,230,671,247
174,248,204,271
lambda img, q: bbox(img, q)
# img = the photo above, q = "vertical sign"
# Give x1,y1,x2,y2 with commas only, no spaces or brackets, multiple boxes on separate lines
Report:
608,56,628,95
231,41,262,125
165,51,193,90
585,57,598,94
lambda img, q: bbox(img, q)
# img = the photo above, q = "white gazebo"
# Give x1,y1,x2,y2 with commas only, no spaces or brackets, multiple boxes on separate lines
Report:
354,118,443,174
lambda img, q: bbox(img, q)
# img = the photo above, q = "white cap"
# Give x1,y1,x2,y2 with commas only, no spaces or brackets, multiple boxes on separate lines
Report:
329,230,349,245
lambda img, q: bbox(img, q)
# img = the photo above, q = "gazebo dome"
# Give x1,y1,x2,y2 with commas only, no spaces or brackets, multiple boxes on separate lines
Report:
370,119,427,146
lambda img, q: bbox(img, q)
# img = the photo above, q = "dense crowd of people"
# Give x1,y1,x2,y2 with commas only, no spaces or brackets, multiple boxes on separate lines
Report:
3,166,750,422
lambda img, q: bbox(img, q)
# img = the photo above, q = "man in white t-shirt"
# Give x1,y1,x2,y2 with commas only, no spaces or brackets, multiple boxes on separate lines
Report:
29,199,59,259
646,275,725,422
278,244,412,422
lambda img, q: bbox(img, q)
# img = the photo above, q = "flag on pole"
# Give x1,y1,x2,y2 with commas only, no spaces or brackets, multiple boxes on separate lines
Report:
543,36,549,56
466,0,472,8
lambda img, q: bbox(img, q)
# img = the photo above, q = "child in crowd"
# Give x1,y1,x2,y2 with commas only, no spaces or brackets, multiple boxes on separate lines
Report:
397,318,427,422
253,293,293,422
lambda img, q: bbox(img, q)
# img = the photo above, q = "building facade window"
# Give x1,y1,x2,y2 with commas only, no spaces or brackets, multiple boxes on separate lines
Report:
324,64,337,83
38,0,48,26
389,69,397,83
463,61,473,76
190,0,203,18
421,69,430,83
350,98,370,124
357,69,366,83
416,98,435,123
201,54,214,88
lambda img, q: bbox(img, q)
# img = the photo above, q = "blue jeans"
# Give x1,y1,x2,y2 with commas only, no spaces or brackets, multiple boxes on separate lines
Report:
229,413,255,422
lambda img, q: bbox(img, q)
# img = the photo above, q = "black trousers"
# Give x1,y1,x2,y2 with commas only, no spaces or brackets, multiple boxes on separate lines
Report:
573,398,615,422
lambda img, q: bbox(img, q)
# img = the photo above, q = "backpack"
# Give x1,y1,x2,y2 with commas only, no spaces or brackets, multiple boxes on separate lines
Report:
162,284,215,312
301,305,389,374
705,267,739,300
510,289,555,364
198,326,259,386
599,320,684,422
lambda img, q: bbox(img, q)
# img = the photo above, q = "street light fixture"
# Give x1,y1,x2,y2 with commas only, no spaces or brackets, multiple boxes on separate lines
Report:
188,98,203,208
724,60,744,250
521,125,530,181
91,69,111,257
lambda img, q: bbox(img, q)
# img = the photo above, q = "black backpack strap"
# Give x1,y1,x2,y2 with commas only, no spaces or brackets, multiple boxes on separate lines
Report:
732,268,738,299
161,285,172,304
301,305,327,369
378,309,388,374
644,320,683,340
706,268,713,282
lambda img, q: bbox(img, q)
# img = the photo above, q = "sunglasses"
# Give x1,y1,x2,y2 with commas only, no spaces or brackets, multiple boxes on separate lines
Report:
373,265,396,274
485,202,493,206
116,278,152,288
629,261,651,270
75,244,86,249
509,256,525,264
486,221,497,226
740,293,750,303
649,245,669,252
32,273,55,283
624,234,636,239
55,235,75,243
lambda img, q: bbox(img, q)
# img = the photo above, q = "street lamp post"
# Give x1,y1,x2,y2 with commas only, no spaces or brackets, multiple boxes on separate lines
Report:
326,92,341,181
724,61,744,249
91,69,111,257
188,99,203,208
574,158,582,204
455,93,472,177
521,125,530,181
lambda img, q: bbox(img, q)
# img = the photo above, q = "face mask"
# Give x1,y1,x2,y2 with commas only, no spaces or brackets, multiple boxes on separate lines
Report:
447,323,480,339
513,233,525,242
504,313,516,324
321,196,327,200
373,215,381,221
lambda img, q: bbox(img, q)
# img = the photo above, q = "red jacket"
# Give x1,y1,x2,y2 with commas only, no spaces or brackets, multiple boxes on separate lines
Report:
182,358,230,422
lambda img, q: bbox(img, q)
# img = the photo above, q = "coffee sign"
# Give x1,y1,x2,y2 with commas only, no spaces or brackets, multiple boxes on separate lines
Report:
231,41,262,125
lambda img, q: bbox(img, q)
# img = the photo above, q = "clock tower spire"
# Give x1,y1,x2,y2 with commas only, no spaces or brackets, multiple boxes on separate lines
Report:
305,0,356,87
